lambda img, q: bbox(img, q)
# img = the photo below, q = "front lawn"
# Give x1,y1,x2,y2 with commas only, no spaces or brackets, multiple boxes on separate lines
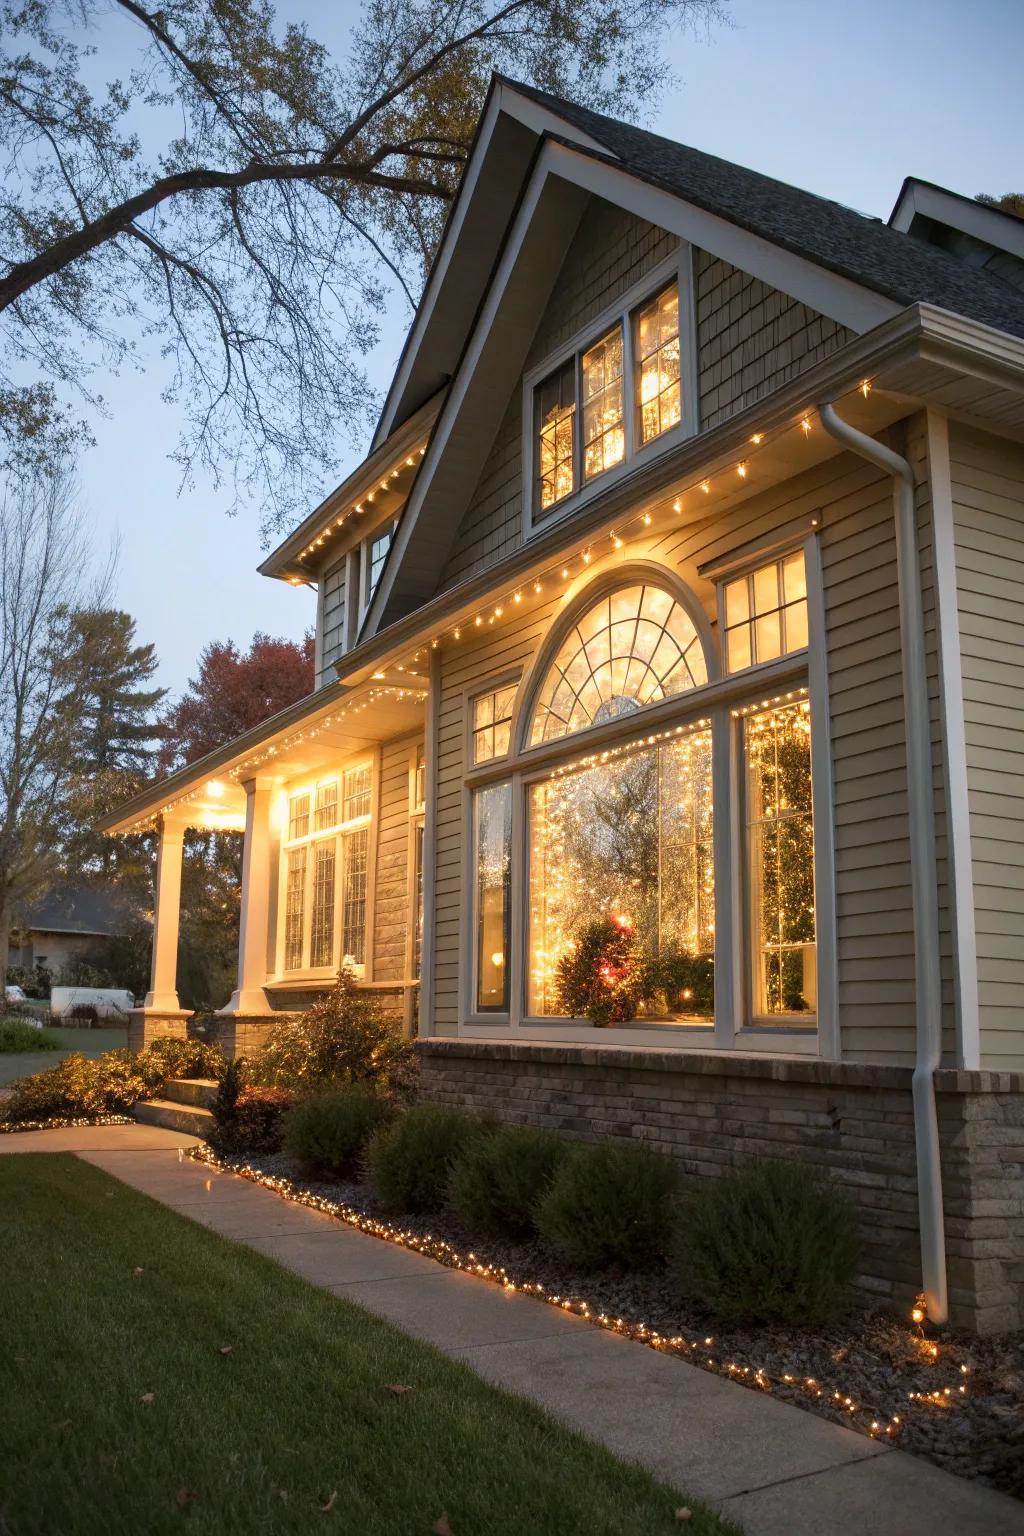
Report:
0,1156,734,1536
0,1025,128,1086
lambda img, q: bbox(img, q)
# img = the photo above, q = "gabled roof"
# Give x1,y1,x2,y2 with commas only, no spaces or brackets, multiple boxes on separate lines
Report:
507,83,1024,342
18,885,135,937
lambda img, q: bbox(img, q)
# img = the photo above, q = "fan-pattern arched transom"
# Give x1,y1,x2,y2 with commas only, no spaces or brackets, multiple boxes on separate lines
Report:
529,583,708,746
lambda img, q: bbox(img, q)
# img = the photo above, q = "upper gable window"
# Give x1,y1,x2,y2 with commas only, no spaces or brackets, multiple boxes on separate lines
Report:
723,552,808,673
529,265,688,529
529,583,707,746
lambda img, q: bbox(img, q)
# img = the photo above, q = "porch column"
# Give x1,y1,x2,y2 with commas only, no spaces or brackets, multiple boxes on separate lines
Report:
129,810,192,1052
218,775,276,1019
145,811,188,1010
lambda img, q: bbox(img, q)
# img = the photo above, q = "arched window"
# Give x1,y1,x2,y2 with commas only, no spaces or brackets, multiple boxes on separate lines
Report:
529,582,708,746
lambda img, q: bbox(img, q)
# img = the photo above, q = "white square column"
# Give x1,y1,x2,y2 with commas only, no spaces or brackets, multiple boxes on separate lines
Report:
218,775,276,1017
144,810,189,1011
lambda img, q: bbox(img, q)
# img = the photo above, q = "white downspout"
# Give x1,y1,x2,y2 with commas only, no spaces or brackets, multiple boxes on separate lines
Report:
817,403,949,1325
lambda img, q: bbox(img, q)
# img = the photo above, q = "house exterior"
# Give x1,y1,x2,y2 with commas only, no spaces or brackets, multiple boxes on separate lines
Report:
8,885,132,980
99,79,1024,1333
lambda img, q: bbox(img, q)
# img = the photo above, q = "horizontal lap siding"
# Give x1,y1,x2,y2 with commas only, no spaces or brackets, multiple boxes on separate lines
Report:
951,424,1024,1068
432,446,919,1062
373,736,418,983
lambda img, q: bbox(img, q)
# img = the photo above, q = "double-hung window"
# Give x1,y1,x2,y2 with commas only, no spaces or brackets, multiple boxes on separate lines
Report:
281,763,373,974
531,267,688,524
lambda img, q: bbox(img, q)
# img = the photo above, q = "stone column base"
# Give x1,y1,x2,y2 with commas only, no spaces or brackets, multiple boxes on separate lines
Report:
205,1013,287,1062
128,1008,194,1054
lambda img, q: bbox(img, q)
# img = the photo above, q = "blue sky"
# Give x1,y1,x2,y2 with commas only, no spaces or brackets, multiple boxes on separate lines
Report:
75,0,1023,697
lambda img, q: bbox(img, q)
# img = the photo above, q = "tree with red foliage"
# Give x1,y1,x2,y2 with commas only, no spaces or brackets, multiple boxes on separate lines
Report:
160,632,314,772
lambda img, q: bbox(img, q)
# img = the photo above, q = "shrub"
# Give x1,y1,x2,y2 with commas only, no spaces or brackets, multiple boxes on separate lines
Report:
0,1019,61,1053
553,916,643,1025
534,1140,681,1268
284,1085,392,1176
365,1105,487,1213
207,1060,294,1155
142,1035,224,1082
2,1050,152,1122
448,1125,566,1239
671,1160,861,1325
248,970,414,1093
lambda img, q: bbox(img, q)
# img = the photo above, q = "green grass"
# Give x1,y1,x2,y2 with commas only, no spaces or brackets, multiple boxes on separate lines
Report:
0,1156,737,1536
0,1018,62,1053
0,1025,127,1085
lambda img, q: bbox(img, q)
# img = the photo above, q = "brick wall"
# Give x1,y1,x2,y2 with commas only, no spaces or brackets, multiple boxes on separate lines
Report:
415,1039,1024,1334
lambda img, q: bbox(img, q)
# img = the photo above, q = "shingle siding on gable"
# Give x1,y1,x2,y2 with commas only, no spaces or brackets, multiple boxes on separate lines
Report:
695,250,854,428
436,208,856,594
320,551,347,686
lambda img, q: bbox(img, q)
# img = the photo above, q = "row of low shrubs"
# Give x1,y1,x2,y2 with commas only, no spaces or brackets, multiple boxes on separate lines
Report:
263,1090,860,1325
0,1035,224,1122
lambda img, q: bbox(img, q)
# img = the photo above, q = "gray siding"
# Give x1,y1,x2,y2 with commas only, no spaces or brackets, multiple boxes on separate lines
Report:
320,553,347,686
695,252,854,429
951,423,1024,1069
430,445,922,1063
373,735,418,983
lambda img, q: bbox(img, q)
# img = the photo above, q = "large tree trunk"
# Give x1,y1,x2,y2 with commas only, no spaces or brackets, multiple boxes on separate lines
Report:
0,900,10,1006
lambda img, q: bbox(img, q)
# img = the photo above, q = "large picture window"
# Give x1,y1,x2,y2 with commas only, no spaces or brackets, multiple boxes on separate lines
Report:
528,727,714,1020
473,781,512,1013
530,583,707,746
743,696,816,1019
281,765,372,973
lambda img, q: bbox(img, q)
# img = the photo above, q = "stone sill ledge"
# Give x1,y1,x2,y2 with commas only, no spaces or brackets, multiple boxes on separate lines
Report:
414,1037,1024,1095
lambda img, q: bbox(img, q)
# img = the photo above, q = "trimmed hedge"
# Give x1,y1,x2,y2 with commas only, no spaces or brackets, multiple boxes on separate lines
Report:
534,1140,681,1268
448,1125,566,1239
671,1160,861,1324
365,1105,487,1213
284,1085,392,1176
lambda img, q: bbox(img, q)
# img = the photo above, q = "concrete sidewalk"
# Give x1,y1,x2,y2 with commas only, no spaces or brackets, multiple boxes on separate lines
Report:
6,1125,1022,1536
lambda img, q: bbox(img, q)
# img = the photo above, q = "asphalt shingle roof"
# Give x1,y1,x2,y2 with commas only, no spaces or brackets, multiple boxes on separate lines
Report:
23,884,135,936
508,81,1024,341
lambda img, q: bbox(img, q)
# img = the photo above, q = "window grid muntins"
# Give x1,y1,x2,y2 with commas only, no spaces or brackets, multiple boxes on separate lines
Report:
725,552,808,673
367,526,394,603
474,781,512,1012
537,360,576,512
288,792,310,841
314,780,338,833
284,847,307,971
342,827,369,967
310,841,336,968
530,584,708,746
744,697,816,1018
636,285,681,445
581,325,625,482
472,684,516,765
343,763,372,822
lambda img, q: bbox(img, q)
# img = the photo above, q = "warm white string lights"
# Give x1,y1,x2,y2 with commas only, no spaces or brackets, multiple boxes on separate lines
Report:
293,444,427,569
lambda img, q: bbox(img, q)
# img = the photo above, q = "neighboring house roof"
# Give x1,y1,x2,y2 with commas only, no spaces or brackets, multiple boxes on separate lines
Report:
505,81,1024,342
18,885,134,938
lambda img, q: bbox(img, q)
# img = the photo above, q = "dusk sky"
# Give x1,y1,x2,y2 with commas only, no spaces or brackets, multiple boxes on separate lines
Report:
76,0,1023,698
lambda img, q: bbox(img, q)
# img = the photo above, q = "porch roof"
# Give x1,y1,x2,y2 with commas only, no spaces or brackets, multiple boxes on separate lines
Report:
96,677,427,836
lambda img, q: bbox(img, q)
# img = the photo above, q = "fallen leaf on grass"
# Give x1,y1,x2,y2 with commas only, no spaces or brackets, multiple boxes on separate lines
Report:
175,1487,197,1508
132,1267,144,1278
674,1511,692,1524
432,1518,453,1535
140,1393,156,1406
320,1491,338,1513
384,1384,416,1395
218,1345,233,1356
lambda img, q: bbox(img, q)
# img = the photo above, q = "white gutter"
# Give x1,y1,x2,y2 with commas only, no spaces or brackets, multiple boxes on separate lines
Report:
817,403,948,1325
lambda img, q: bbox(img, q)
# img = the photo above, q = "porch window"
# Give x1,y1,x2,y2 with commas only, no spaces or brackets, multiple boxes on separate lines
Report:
724,551,808,673
472,683,516,764
343,763,372,821
635,284,681,444
529,583,707,746
314,780,338,832
412,821,425,979
281,761,372,973
310,841,336,967
536,360,576,512
743,695,816,1018
473,781,512,1012
341,826,368,967
284,848,307,970
528,725,714,1019
288,792,310,841
581,325,625,482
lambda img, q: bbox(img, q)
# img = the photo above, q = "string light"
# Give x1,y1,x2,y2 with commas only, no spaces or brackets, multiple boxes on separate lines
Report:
189,1142,964,1448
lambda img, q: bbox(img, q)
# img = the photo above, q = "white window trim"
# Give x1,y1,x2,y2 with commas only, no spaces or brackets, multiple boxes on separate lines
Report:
521,248,699,542
464,669,521,770
271,754,377,982
404,738,426,988
713,540,812,679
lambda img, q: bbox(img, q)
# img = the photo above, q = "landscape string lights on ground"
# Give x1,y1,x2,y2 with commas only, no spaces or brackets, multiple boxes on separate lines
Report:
189,1144,971,1447
0,1115,134,1134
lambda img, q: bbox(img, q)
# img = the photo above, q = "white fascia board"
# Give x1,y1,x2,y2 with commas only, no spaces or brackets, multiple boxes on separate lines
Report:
890,179,1024,260
371,83,613,453
363,139,900,638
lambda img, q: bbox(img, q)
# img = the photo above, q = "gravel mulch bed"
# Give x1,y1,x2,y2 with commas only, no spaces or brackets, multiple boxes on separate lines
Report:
210,1149,1024,1500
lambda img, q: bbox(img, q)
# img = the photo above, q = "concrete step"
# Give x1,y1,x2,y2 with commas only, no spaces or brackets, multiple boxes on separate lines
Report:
133,1099,214,1137
163,1077,219,1108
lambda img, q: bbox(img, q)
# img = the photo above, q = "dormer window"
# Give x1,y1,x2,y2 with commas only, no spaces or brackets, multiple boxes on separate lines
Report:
526,256,692,533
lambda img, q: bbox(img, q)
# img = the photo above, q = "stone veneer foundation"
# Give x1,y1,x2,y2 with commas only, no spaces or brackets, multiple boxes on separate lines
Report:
414,1039,1024,1335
